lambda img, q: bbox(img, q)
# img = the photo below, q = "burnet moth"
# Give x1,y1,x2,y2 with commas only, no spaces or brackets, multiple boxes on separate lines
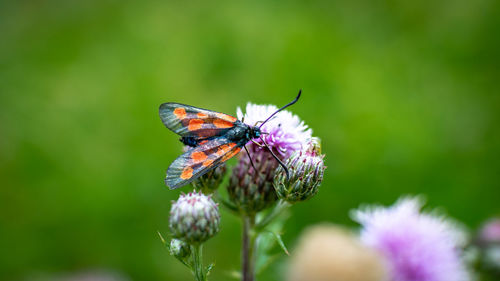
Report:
159,90,302,189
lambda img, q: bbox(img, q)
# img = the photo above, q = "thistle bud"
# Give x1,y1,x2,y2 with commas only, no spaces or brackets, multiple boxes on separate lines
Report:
191,163,227,194
169,191,220,244
227,144,279,215
274,140,325,203
169,238,191,259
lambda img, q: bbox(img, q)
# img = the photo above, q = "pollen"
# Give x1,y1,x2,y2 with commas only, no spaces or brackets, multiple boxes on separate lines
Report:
180,167,194,180
173,107,187,119
191,151,207,162
213,119,233,129
188,119,204,131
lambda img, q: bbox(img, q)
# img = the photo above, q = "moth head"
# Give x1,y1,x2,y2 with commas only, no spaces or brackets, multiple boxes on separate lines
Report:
250,127,262,139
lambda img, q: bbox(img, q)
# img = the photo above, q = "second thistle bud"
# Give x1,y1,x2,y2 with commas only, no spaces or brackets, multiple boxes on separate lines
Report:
274,140,325,203
169,191,220,244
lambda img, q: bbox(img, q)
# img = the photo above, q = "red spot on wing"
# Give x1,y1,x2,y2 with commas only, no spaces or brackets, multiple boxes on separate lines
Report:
221,147,241,162
191,151,207,162
174,108,187,119
213,119,234,129
216,143,236,156
202,159,214,167
180,167,193,179
188,119,203,131
215,112,237,123
197,112,208,118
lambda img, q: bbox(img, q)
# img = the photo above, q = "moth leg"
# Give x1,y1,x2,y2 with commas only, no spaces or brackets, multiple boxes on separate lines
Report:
251,139,264,148
244,145,258,173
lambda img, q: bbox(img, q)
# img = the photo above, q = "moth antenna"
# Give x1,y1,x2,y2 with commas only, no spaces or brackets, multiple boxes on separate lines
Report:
244,145,258,173
259,89,302,129
260,137,290,180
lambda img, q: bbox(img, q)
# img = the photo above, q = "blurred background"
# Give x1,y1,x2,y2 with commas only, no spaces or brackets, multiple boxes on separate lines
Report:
1,0,499,280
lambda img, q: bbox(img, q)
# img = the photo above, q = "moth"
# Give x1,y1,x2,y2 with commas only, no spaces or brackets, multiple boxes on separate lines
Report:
159,90,301,189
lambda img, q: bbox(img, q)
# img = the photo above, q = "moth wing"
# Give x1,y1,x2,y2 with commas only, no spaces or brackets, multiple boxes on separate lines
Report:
159,103,238,139
165,137,242,189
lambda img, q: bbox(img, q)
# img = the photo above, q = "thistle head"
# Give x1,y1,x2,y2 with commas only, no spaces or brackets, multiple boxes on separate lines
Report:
237,103,312,158
169,191,220,244
352,197,471,281
227,144,279,214
274,138,326,203
227,103,312,214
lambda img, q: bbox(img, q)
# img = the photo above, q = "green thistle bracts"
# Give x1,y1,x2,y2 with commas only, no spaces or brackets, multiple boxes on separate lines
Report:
274,142,325,203
227,145,279,215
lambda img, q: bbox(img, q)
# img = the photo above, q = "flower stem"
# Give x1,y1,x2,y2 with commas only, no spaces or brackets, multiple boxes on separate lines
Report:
242,215,256,281
191,244,206,281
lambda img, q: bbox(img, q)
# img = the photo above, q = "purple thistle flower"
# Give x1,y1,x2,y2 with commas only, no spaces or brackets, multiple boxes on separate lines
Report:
227,103,312,214
351,197,471,281
236,103,312,157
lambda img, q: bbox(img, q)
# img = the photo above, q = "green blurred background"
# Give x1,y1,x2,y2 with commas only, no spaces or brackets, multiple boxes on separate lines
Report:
1,0,499,280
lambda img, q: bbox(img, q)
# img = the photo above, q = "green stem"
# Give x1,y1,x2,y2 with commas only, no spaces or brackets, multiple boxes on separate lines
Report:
191,244,206,281
242,215,256,281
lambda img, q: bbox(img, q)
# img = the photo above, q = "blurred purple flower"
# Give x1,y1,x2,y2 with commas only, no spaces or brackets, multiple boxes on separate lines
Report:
236,103,311,157
479,218,500,244
351,197,470,281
